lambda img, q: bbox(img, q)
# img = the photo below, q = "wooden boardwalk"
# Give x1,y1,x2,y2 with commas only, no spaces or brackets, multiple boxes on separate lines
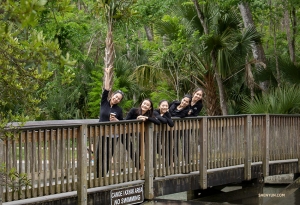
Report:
1,114,300,204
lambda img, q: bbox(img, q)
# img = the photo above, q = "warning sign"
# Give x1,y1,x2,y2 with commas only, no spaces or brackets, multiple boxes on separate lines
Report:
111,184,144,205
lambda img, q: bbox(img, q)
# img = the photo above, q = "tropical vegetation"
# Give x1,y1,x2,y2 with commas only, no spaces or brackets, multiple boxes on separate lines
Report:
1,0,300,125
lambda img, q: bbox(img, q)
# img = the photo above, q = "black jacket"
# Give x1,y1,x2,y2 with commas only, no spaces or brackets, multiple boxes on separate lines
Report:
99,90,123,122
169,101,190,118
189,100,203,116
125,108,160,125
153,109,174,127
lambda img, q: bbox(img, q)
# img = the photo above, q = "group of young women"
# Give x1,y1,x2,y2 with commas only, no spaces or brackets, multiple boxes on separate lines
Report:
96,67,204,176
99,88,204,125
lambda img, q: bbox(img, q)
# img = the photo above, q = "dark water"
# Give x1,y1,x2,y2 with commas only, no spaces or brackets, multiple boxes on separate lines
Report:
142,184,300,205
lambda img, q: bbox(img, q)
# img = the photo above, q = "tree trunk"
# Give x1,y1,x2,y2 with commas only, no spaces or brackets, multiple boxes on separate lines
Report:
284,3,295,64
144,25,154,41
103,22,115,93
291,7,296,64
211,51,228,115
238,1,268,91
193,0,227,115
245,58,255,101
203,72,222,116
192,0,209,34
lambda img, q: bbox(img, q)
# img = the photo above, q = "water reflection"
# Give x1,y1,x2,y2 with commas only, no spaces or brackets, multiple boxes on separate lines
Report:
147,184,300,205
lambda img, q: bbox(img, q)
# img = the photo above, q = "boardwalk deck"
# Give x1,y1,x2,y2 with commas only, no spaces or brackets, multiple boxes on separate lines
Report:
1,114,300,204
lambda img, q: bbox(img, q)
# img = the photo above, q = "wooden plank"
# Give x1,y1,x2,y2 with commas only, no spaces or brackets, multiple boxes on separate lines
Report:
43,128,47,196
31,130,36,198
298,118,300,172
144,121,154,199
55,128,59,194
61,128,65,193
140,122,145,178
244,115,252,180
25,130,29,199
263,114,270,177
170,126,174,175
0,138,4,204
66,128,71,191
37,129,42,196
77,124,87,205
199,117,207,189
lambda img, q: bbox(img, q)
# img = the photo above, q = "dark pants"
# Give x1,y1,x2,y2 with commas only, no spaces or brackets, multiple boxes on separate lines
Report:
96,135,136,177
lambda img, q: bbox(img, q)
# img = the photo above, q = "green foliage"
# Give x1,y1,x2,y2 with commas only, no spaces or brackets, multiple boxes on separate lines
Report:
0,164,31,193
0,0,74,127
150,81,177,108
242,85,300,114
133,0,174,24
88,70,104,118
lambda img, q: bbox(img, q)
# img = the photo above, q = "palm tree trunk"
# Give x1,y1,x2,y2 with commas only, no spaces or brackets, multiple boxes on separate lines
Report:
192,0,208,34
144,25,154,41
203,72,222,116
104,22,115,92
211,51,228,115
238,1,268,91
245,58,255,101
193,0,227,115
284,1,296,64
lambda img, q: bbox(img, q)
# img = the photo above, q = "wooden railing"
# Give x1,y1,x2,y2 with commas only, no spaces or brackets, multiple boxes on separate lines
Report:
1,114,300,203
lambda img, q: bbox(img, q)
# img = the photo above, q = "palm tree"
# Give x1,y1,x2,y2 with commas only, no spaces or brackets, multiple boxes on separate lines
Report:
95,0,135,92
192,1,261,115
128,0,260,115
242,85,300,114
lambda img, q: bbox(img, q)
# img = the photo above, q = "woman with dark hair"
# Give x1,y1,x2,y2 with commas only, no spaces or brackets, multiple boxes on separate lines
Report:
125,99,160,125
188,88,203,116
125,99,160,171
154,100,174,169
154,100,174,127
96,66,125,177
168,94,192,171
99,67,124,122
169,94,192,118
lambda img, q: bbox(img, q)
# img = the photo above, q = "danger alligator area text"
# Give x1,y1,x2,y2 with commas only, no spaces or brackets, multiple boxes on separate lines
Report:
111,184,144,205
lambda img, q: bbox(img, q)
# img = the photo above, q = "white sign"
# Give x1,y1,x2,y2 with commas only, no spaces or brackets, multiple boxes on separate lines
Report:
111,184,144,205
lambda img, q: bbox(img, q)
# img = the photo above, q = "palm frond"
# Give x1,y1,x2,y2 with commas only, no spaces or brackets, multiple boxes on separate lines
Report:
242,85,300,114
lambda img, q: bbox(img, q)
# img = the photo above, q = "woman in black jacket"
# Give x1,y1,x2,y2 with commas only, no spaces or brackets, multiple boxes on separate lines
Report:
168,94,192,170
154,100,174,127
168,94,192,118
125,98,160,125
188,88,203,116
96,66,125,177
154,100,174,168
125,99,160,170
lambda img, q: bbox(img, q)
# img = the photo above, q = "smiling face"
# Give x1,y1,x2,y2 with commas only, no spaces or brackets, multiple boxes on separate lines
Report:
192,90,203,102
141,100,152,113
159,101,169,114
180,97,191,108
111,93,123,105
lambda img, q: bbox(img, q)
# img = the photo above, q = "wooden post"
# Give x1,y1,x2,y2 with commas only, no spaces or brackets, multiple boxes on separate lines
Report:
199,117,207,189
244,115,252,180
144,122,154,199
140,122,145,177
0,138,3,205
77,124,87,205
263,114,270,177
298,117,300,173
